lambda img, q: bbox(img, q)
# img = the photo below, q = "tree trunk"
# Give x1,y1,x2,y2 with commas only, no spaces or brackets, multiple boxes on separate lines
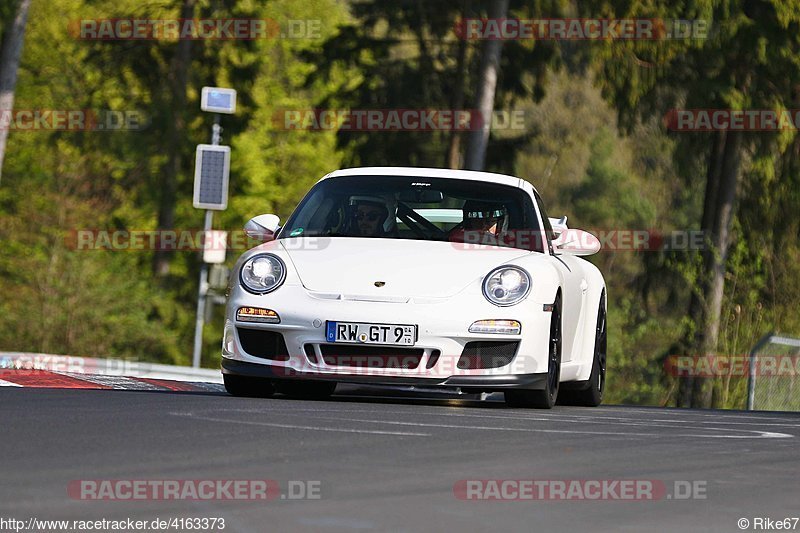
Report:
153,0,195,276
0,0,32,185
446,0,470,169
691,130,743,408
678,130,726,407
464,0,507,171
679,130,743,408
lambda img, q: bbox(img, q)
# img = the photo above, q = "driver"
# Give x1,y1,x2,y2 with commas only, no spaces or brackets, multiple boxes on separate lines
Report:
451,200,507,245
348,196,391,237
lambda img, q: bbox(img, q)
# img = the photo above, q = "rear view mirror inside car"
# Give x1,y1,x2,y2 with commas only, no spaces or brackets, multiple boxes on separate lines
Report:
397,189,444,203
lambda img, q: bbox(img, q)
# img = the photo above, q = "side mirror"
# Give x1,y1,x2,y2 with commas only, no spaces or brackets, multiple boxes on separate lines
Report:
244,214,281,242
548,216,568,238
553,228,601,256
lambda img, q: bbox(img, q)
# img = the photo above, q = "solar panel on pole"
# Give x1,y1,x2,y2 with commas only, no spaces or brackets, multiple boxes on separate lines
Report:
193,144,230,210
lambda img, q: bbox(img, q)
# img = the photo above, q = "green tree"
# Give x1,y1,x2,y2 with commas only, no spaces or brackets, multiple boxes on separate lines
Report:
306,0,561,172
581,0,800,407
0,0,349,366
0,0,32,183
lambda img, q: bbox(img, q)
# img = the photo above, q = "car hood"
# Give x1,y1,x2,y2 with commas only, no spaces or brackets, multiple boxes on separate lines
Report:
279,237,532,300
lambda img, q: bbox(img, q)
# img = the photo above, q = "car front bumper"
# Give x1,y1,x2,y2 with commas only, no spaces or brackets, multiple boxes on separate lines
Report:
221,282,553,391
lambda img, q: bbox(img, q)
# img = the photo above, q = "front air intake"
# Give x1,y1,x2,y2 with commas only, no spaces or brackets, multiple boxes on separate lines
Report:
236,328,290,361
303,344,318,364
457,341,518,369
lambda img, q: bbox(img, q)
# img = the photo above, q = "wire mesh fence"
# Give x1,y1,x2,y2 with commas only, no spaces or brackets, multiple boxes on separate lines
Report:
747,333,800,411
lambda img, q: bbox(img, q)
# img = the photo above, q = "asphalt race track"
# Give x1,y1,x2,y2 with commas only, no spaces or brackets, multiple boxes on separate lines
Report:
1,384,799,532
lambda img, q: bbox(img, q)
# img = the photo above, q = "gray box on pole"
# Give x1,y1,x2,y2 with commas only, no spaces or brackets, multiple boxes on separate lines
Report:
201,87,237,114
193,144,230,210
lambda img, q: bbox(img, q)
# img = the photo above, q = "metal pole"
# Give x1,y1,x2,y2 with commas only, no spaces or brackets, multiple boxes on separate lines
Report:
192,113,222,368
192,209,213,368
212,114,221,145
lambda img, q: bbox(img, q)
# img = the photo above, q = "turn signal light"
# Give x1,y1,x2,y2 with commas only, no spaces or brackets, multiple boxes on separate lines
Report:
468,319,521,335
236,307,280,324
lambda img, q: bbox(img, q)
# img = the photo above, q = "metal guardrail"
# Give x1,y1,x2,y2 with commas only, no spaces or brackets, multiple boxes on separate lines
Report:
0,352,222,383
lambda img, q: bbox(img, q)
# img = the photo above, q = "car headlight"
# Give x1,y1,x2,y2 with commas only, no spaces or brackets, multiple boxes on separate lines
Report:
482,266,531,306
240,254,286,294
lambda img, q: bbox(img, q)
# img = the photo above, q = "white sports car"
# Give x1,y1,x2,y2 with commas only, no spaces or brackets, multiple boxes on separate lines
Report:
221,167,606,408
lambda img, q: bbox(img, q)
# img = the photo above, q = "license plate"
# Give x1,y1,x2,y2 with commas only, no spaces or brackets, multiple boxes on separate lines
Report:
326,321,417,346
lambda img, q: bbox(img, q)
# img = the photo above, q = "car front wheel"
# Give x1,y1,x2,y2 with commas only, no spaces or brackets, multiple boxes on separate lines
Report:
505,293,561,409
558,291,606,407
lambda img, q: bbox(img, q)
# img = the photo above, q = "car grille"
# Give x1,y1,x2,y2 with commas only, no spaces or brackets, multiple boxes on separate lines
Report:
457,341,518,369
318,344,424,369
236,328,290,361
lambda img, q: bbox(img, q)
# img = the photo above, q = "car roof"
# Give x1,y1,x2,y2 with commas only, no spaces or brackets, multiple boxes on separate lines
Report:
322,166,536,192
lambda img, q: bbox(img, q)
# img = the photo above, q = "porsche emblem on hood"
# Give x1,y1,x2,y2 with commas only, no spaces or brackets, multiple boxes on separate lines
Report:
374,281,386,287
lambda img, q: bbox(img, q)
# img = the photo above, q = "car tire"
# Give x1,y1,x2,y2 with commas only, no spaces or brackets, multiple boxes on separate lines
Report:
505,294,561,409
558,292,606,407
277,380,337,400
223,374,275,398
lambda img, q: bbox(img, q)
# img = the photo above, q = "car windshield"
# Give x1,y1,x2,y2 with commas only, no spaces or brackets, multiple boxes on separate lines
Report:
279,175,545,252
